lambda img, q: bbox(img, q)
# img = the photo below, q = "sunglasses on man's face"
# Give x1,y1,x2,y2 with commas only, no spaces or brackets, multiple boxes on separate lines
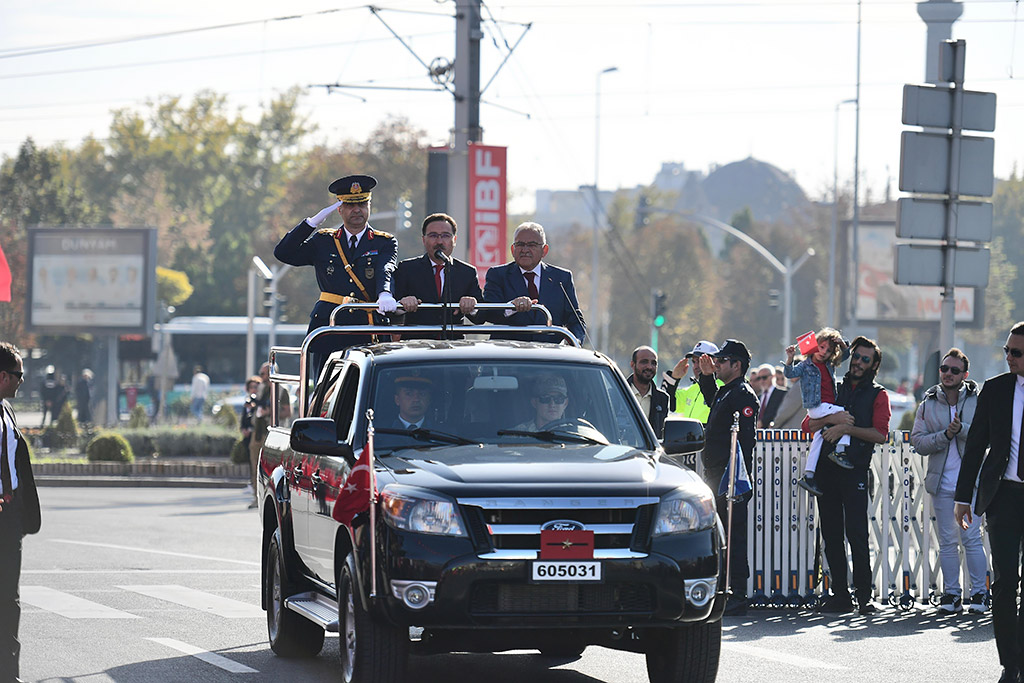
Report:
939,365,963,375
2,370,23,379
850,351,874,364
756,374,771,381
535,394,567,405
1004,345,1024,359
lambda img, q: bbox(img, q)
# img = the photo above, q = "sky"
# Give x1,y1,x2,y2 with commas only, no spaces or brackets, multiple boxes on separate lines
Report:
1,0,1022,213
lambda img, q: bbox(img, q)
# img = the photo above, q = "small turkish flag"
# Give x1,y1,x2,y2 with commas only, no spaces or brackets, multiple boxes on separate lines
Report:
540,529,595,559
797,331,818,356
332,446,374,526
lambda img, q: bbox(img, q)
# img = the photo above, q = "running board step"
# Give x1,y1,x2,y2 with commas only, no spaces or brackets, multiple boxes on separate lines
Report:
284,592,339,632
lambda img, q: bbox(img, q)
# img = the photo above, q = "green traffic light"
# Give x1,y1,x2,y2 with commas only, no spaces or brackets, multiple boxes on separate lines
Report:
654,315,665,328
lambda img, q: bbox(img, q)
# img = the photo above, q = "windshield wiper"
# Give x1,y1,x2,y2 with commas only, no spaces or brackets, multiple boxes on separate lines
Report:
497,429,608,446
376,427,477,446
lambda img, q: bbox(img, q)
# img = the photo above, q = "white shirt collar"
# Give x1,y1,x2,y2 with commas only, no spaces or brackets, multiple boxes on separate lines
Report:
519,264,541,278
344,227,368,245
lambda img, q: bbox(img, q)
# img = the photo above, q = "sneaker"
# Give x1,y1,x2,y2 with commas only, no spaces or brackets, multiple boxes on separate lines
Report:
818,593,854,613
828,450,855,470
938,593,963,613
797,474,823,497
967,592,988,614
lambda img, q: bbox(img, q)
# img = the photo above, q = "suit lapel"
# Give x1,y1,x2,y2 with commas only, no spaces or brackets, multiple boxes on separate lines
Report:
508,264,528,297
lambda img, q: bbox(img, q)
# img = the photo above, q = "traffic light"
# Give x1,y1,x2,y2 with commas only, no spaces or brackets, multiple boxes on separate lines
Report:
652,290,667,328
767,289,781,308
397,197,413,230
262,286,274,311
635,195,649,229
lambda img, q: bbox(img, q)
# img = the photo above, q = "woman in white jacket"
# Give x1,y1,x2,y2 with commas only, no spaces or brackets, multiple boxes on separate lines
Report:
910,348,987,614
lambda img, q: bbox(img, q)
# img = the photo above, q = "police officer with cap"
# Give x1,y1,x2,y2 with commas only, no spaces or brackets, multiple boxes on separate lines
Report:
275,175,399,360
697,338,759,616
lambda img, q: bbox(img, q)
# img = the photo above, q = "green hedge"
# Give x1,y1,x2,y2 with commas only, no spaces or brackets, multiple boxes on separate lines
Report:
116,425,238,459
87,432,134,463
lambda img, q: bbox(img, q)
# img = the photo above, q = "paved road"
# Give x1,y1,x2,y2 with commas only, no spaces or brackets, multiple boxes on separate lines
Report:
20,488,1004,683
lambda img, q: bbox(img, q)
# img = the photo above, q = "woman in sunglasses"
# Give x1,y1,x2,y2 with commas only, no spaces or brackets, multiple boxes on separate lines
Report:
910,348,987,615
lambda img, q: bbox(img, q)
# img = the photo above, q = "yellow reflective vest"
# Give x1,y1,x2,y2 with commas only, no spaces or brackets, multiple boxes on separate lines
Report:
673,377,722,423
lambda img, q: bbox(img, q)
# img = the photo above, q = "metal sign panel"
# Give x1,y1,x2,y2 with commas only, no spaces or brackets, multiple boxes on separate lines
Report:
467,144,507,288
902,84,996,132
899,131,994,197
894,243,990,287
895,197,993,241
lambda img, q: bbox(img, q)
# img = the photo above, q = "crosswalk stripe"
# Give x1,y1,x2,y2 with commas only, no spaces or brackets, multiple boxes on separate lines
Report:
21,586,140,619
722,642,846,669
51,539,260,567
146,638,258,674
119,585,263,618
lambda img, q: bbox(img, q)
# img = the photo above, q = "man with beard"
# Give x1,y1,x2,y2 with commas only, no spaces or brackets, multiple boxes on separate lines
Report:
697,339,759,616
627,346,670,438
803,335,890,615
392,213,482,334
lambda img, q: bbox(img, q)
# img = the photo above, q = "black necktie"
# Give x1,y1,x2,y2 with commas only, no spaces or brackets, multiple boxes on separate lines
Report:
1,405,13,498
525,272,539,300
349,235,358,252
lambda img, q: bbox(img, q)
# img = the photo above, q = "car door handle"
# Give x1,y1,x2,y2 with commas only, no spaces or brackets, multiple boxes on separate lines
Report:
311,471,324,484
291,466,303,480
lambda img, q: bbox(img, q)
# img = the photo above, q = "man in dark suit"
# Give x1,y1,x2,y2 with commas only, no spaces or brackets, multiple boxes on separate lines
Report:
754,363,787,428
483,222,586,344
1,341,42,683
627,346,670,438
392,213,482,333
956,322,1024,683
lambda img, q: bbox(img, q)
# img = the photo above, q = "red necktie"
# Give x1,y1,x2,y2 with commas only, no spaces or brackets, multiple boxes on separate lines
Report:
434,264,443,298
761,389,769,413
525,272,539,300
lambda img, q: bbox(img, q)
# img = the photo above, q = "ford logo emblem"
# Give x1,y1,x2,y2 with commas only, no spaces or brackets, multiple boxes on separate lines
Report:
541,519,585,532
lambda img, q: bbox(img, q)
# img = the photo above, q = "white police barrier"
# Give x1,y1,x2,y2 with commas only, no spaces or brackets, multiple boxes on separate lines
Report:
724,429,990,609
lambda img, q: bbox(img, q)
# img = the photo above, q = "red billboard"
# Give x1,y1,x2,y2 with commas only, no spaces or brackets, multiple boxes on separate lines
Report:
468,144,507,286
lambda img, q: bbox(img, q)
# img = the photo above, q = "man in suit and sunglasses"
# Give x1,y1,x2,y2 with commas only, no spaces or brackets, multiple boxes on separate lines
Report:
1,342,41,683
483,222,586,345
956,322,1024,683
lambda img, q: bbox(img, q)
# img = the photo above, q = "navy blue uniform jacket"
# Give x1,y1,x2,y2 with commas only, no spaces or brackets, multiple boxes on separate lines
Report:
482,262,586,344
274,220,398,333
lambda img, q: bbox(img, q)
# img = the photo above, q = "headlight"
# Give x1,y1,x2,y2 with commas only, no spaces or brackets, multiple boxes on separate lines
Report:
381,486,466,536
652,488,717,536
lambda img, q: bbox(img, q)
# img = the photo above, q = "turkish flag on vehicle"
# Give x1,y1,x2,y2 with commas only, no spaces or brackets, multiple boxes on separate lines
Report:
0,241,11,302
332,445,375,526
796,330,818,356
540,529,595,559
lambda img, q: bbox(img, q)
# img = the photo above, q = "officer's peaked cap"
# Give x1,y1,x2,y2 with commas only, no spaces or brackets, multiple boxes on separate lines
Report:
328,174,377,203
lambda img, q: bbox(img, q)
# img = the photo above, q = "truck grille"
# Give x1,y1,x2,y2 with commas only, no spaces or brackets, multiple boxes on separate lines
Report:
470,582,653,615
457,496,659,558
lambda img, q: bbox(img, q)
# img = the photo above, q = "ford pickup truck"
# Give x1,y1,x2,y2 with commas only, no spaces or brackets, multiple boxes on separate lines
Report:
256,313,723,683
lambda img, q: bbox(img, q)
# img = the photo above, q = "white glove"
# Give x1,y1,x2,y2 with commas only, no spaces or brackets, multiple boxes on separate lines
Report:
376,291,397,314
307,200,342,227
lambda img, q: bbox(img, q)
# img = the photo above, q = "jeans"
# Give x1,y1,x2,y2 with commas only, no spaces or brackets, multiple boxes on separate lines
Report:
932,489,988,596
190,398,205,420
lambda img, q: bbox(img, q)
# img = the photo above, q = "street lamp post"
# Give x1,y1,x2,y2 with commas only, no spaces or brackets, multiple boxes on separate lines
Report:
783,249,816,346
591,66,618,350
830,98,857,328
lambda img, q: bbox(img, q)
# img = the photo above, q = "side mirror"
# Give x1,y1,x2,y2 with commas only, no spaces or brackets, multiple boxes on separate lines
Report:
662,418,705,455
290,417,354,459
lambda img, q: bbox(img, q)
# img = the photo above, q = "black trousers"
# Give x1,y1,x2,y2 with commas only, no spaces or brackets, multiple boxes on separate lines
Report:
986,483,1024,671
0,492,24,682
816,461,872,601
707,467,749,597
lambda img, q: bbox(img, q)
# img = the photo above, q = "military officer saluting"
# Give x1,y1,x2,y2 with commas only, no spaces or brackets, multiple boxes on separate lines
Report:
275,174,399,342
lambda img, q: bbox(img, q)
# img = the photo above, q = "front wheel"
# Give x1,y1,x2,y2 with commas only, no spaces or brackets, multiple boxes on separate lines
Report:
266,532,325,657
645,620,721,683
338,553,409,683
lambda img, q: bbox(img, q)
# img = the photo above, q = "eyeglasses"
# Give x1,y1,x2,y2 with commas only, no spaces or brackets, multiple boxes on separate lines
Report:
425,232,453,240
756,374,771,381
850,351,874,364
513,241,544,249
535,394,568,405
939,365,964,375
716,357,736,365
2,370,23,379
1004,345,1024,359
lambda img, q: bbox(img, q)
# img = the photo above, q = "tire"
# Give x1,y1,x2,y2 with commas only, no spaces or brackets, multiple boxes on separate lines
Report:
338,553,409,683
645,620,722,683
266,532,325,658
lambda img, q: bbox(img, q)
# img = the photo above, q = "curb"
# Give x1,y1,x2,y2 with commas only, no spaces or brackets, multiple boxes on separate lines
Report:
36,476,248,489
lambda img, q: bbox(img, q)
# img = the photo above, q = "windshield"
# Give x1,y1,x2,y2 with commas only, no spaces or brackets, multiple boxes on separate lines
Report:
370,361,650,451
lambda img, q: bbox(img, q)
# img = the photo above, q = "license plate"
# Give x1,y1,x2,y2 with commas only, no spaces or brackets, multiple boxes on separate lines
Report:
531,561,602,582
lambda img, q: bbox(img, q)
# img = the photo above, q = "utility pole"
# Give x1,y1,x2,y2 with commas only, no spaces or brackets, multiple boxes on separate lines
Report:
448,0,483,262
